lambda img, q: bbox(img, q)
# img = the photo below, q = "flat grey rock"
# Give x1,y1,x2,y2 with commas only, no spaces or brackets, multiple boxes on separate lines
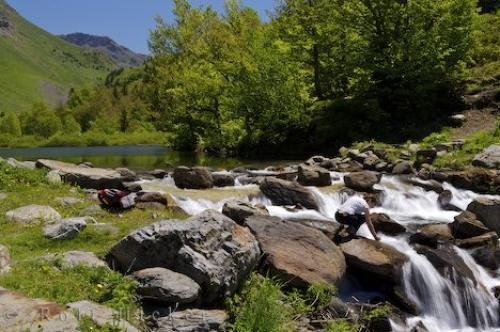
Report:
68,300,139,332
156,309,227,332
133,267,201,304
0,287,79,332
56,196,82,206
45,251,107,269
43,218,87,240
5,205,61,224
473,145,500,169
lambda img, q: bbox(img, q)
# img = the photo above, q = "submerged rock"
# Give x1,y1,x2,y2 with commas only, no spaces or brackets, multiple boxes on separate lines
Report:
340,238,408,284
106,210,260,304
155,309,227,332
297,164,332,187
343,171,381,192
5,204,61,224
259,177,319,210
133,267,200,305
416,246,476,285
243,215,346,288
173,166,214,189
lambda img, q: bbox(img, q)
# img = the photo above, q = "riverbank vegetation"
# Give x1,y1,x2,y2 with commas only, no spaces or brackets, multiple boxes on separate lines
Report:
1,0,498,158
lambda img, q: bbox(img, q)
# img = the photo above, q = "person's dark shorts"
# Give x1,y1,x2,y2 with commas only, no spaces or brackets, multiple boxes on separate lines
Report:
335,211,365,234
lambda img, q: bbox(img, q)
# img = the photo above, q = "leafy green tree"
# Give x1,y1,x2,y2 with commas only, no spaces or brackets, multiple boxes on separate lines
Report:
62,115,81,135
21,102,62,138
0,112,22,137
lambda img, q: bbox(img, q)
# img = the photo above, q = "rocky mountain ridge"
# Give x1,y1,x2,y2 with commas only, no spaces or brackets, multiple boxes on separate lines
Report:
60,32,147,67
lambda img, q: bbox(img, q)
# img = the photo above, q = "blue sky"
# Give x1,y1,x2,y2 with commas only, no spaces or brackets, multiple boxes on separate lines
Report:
7,0,275,54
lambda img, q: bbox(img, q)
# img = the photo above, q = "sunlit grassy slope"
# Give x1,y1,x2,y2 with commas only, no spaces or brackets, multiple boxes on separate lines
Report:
0,0,115,112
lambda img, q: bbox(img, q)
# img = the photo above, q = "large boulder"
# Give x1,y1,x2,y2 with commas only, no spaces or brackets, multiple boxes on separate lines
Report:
340,239,408,284
68,300,139,332
173,166,214,189
36,159,136,190
450,211,489,239
343,171,381,192
454,232,498,249
297,164,332,187
371,213,406,236
392,161,414,175
156,309,227,332
467,198,500,235
0,287,79,331
222,200,269,225
243,215,346,288
132,268,201,305
5,205,61,224
106,210,260,304
212,172,235,187
472,145,500,169
259,177,319,210
409,224,453,248
43,217,87,240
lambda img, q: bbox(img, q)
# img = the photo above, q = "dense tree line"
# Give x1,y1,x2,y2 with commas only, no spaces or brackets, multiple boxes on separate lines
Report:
141,0,478,155
1,0,493,156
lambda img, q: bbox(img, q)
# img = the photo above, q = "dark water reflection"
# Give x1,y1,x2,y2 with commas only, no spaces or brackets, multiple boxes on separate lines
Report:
0,145,297,171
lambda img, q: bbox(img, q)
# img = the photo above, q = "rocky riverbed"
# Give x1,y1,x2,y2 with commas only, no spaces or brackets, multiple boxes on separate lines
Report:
0,144,499,331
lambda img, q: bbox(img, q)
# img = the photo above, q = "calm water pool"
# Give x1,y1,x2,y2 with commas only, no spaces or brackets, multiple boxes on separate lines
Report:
0,145,297,171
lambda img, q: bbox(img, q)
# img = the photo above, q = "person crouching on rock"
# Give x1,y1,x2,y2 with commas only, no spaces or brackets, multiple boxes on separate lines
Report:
334,195,380,242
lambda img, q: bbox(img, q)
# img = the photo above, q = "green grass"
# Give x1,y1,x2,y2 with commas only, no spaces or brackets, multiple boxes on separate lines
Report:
0,161,186,328
0,0,115,112
433,123,500,170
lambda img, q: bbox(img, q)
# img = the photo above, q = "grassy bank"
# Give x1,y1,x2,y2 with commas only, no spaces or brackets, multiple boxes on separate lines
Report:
0,163,185,329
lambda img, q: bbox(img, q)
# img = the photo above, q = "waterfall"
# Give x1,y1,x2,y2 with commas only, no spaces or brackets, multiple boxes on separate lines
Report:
141,173,500,331
384,237,499,331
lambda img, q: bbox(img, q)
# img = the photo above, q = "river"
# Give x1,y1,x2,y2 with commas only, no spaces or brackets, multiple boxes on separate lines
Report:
139,172,500,332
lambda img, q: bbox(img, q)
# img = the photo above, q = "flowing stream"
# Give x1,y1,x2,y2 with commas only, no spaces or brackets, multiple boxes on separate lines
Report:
141,173,500,331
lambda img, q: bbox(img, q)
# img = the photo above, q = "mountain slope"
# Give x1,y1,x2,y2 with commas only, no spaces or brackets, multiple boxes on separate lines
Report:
60,33,147,67
0,0,116,112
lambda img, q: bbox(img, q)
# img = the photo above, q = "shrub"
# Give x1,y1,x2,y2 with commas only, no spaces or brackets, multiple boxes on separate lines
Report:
227,274,292,332
0,112,22,136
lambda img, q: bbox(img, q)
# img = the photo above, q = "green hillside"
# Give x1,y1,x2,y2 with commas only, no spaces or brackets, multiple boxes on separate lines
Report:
0,0,115,112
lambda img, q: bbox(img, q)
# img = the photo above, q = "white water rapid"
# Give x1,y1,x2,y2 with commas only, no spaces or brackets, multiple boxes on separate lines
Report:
141,173,500,331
